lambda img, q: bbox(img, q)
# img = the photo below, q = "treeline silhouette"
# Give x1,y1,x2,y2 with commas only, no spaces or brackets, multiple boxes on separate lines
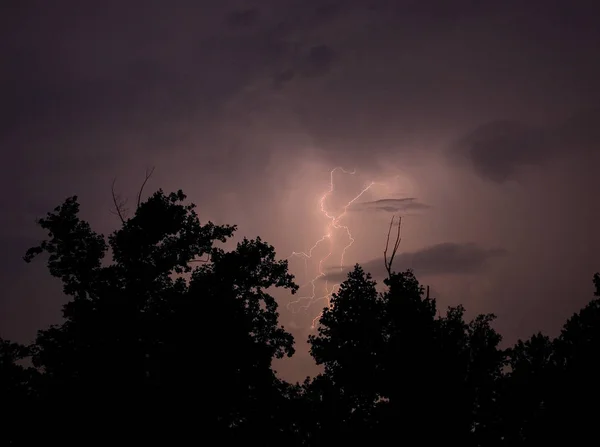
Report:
1,189,599,445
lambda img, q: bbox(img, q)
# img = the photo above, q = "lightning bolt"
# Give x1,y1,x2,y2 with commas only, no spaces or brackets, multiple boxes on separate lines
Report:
287,167,375,328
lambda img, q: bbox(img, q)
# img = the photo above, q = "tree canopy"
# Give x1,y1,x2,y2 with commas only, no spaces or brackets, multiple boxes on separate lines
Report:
1,188,599,445
16,190,298,444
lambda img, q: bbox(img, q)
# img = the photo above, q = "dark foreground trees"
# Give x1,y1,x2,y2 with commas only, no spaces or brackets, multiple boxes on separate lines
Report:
305,265,504,445
1,188,599,445
15,190,299,444
498,273,600,445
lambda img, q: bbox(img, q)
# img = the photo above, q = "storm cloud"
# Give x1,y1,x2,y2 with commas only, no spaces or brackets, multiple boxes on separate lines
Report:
450,108,600,182
324,242,507,282
350,198,431,214
2,1,600,383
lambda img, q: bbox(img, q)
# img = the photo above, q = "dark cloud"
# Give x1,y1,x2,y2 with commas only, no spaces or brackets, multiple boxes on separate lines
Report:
350,198,431,214
2,0,600,376
301,45,336,78
450,108,600,182
558,107,600,149
270,44,337,89
272,69,296,88
314,3,343,21
226,8,261,28
324,242,506,282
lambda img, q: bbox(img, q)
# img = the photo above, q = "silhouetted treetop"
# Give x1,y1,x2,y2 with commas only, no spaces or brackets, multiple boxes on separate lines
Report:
307,265,505,444
5,186,600,446
20,189,299,443
23,196,108,298
109,189,234,273
309,264,383,374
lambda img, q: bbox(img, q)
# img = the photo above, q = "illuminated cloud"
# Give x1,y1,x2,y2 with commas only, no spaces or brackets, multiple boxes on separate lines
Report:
349,198,431,214
3,0,600,366
323,242,507,282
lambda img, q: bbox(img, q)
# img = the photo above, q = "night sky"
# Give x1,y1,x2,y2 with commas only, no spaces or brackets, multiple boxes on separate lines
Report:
2,0,599,381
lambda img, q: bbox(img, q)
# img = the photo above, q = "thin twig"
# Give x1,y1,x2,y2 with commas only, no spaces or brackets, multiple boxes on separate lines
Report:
383,215,402,277
137,166,155,209
111,178,127,223
110,167,155,222
383,216,394,276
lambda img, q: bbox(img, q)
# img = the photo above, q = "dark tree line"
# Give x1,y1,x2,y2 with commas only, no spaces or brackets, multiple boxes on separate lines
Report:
1,188,599,445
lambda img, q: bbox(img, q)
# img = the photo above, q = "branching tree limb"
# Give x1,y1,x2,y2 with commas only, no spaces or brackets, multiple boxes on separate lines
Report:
111,178,128,224
383,216,433,298
383,215,402,278
110,167,156,223
137,166,155,208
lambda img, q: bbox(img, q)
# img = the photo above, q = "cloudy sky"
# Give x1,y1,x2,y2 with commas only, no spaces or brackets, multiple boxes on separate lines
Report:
2,0,599,381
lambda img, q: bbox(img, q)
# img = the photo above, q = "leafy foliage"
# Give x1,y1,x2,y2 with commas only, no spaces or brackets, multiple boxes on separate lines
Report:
307,266,505,445
0,188,599,445
18,189,297,444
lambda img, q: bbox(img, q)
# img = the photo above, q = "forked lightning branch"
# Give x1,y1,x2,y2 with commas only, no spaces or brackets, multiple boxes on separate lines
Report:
286,167,376,328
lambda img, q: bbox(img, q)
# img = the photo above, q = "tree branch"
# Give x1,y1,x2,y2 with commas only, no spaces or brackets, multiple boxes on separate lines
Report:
111,178,128,223
383,215,402,277
110,167,155,223
137,166,155,209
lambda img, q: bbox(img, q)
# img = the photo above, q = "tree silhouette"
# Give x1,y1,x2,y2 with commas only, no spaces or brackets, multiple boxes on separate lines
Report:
549,272,600,444
307,265,384,443
0,338,38,445
22,189,299,444
498,272,600,445
307,263,505,445
497,333,557,445
3,184,600,445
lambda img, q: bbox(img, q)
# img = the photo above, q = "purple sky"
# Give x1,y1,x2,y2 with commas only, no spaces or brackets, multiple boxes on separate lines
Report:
2,0,599,381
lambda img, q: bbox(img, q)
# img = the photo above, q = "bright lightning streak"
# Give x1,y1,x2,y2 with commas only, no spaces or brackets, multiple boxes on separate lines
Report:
287,167,375,329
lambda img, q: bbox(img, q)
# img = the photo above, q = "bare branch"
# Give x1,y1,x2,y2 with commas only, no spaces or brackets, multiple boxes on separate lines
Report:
383,216,394,276
137,166,155,209
111,178,128,224
383,215,402,277
110,167,155,222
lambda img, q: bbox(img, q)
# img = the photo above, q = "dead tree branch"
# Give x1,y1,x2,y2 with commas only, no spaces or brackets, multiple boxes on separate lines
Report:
110,178,128,223
110,167,156,223
383,215,402,277
137,166,155,208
